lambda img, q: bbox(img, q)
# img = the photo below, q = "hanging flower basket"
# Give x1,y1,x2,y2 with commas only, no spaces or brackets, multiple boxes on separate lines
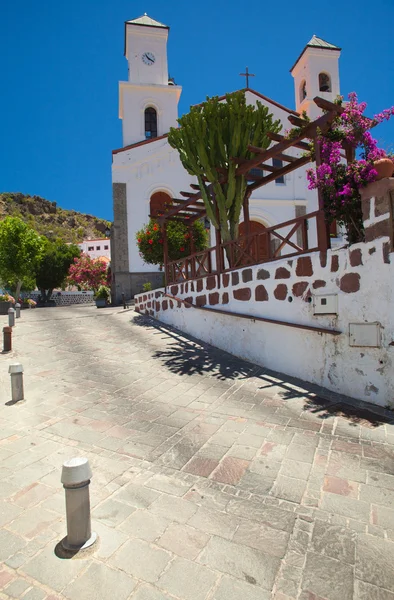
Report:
373,158,394,180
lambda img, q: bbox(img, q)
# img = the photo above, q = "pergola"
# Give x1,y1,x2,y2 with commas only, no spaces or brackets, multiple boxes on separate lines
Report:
155,97,352,282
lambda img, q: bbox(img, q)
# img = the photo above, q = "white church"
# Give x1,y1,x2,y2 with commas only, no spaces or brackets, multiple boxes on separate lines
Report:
111,14,341,301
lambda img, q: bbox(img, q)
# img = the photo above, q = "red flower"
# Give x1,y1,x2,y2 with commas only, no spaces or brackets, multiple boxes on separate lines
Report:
153,224,159,231
137,238,142,243
184,233,190,239
180,247,185,252
146,230,150,235
158,239,163,244
148,239,153,245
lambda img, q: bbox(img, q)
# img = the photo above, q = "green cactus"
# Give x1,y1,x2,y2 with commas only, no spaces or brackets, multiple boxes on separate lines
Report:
168,91,281,251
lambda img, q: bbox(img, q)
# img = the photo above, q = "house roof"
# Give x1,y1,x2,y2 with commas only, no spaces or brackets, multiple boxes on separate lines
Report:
192,88,298,116
112,133,168,156
290,35,341,72
125,14,169,29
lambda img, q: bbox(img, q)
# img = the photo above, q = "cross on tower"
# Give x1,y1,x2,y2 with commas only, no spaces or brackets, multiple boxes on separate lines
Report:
239,67,255,88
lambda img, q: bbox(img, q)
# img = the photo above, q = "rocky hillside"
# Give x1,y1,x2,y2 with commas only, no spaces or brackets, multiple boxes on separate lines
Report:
0,193,111,243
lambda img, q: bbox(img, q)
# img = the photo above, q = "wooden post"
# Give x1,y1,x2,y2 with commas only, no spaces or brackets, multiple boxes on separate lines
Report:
243,191,251,238
162,223,169,290
189,226,196,279
314,136,331,251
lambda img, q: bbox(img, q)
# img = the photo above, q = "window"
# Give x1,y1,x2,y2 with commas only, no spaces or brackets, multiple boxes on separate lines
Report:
319,73,331,93
96,246,100,251
273,158,285,184
145,107,157,139
104,245,109,250
248,167,264,184
300,80,307,103
88,246,94,251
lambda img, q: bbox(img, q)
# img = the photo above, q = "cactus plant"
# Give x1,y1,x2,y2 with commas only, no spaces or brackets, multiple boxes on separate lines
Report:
168,91,281,245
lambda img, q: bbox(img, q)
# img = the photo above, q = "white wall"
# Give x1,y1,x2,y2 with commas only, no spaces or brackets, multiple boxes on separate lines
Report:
135,236,394,407
78,239,111,261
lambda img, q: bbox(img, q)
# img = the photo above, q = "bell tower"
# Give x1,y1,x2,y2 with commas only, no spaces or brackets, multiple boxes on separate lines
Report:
119,14,182,147
290,35,341,120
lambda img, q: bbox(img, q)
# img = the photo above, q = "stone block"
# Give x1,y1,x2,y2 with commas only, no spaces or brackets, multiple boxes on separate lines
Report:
331,255,339,272
22,546,85,592
233,519,289,558
188,506,240,539
150,495,197,523
312,279,326,289
275,267,291,279
121,510,169,542
222,273,230,287
310,521,356,565
362,197,371,222
92,498,136,527
157,557,218,600
255,285,268,301
222,291,229,304
271,475,306,503
355,534,394,592
232,272,239,285
213,575,271,600
157,523,209,559
292,282,308,297
233,288,251,301
350,248,363,266
64,563,136,600
320,251,327,268
211,456,249,484
206,276,216,290
302,551,354,600
274,284,287,300
195,295,206,307
198,535,281,590
257,268,270,280
339,273,360,293
209,292,220,305
196,279,203,292
296,257,313,277
132,585,173,600
365,218,391,242
110,538,170,583
170,285,178,296
320,492,370,522
242,268,253,282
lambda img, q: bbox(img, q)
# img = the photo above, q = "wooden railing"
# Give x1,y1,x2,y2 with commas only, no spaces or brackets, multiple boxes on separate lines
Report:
165,210,327,285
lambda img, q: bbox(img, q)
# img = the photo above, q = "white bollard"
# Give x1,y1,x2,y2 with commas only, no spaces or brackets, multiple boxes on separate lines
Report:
15,303,21,318
8,363,24,402
61,457,97,551
8,308,15,327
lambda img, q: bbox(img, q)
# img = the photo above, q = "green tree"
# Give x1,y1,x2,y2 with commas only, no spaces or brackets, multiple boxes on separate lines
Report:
0,217,44,299
168,91,281,246
35,239,81,303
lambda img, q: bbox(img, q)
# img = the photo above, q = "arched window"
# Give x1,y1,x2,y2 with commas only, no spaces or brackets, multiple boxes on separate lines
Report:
150,191,172,218
319,73,331,93
145,107,157,139
300,80,307,103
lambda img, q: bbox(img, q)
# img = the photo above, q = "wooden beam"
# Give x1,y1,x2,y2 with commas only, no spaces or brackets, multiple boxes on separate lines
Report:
180,191,200,198
313,96,344,114
190,184,200,190
288,115,309,127
267,132,311,151
247,155,311,192
276,152,297,163
235,110,337,175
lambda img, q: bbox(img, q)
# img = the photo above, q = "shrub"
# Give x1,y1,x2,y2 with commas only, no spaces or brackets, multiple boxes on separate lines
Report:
136,219,208,266
142,282,152,292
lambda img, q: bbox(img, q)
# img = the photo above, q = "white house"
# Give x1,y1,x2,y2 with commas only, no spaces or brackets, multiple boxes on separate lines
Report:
111,14,342,300
78,238,111,262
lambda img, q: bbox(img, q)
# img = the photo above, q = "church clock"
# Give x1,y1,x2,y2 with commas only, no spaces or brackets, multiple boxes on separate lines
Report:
142,52,156,66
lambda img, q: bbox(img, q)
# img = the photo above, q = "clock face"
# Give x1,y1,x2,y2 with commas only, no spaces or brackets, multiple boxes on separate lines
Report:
142,52,156,66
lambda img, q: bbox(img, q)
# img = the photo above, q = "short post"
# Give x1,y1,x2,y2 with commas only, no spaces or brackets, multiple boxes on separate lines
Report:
61,457,97,551
121,292,126,309
8,363,24,402
15,303,21,319
3,326,12,352
8,308,15,328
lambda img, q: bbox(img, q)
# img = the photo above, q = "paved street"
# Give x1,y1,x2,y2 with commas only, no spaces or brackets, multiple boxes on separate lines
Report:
1,305,394,600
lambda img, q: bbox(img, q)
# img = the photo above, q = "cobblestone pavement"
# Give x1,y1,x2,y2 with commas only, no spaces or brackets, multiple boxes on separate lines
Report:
1,305,394,600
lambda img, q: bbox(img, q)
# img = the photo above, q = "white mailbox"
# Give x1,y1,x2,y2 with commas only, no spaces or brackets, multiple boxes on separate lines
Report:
313,294,338,315
349,323,381,347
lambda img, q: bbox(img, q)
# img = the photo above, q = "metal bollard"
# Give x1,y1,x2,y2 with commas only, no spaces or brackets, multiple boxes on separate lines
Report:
8,363,24,402
15,303,21,319
3,326,12,352
61,457,97,551
8,307,15,327
121,292,126,309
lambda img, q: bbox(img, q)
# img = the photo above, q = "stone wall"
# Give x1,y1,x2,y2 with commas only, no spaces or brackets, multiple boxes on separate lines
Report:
135,179,394,407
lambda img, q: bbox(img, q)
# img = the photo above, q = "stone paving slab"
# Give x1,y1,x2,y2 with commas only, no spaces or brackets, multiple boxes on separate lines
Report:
0,305,394,599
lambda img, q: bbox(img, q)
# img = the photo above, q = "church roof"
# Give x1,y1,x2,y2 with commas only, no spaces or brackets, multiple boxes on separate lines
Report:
126,14,169,29
290,35,341,72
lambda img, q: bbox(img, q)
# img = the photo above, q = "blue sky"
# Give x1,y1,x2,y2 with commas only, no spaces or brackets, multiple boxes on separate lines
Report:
1,0,392,221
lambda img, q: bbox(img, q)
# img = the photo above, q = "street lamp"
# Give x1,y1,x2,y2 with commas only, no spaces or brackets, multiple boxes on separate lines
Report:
105,225,111,238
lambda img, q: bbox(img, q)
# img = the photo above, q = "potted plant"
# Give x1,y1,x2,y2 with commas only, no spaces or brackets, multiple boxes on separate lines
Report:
94,285,110,308
0,293,15,315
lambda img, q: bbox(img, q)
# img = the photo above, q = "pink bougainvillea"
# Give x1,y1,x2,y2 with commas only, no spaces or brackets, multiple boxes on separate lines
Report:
67,253,110,292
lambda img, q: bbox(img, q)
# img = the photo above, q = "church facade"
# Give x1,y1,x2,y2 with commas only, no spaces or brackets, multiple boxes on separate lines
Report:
111,14,341,301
